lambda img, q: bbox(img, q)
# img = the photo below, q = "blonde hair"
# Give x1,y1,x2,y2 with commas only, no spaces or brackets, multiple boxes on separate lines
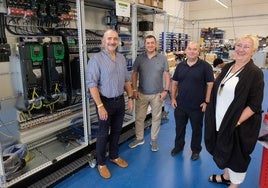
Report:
242,34,259,51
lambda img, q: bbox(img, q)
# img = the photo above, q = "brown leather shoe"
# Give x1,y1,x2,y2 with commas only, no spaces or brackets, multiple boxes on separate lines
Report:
110,157,128,168
97,165,111,179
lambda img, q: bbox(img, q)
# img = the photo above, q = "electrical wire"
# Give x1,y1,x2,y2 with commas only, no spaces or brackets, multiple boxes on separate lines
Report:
5,17,19,35
86,29,103,37
0,13,4,43
172,3,183,33
19,111,28,122
230,0,236,39
54,83,61,93
43,97,60,113
0,118,16,138
0,131,13,138
31,87,39,99
1,13,8,43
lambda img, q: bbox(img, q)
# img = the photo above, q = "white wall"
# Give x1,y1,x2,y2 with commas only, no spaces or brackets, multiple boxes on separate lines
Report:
155,0,268,41
162,0,268,41
145,0,188,48
162,0,186,33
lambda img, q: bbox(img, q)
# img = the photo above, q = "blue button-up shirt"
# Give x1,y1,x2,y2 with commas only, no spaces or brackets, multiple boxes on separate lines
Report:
86,50,131,98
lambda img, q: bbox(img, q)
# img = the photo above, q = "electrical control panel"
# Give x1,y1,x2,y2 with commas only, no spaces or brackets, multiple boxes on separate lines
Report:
6,0,71,21
118,33,132,70
5,0,74,35
18,42,44,106
17,41,68,124
54,28,103,103
0,1,137,187
43,42,66,100
55,28,103,54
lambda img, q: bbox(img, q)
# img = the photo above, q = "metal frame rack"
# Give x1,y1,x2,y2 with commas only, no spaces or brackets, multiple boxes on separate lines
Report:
0,1,167,187
131,2,167,60
0,0,90,187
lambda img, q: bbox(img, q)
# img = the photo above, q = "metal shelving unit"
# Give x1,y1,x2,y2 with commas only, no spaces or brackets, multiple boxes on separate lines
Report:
0,1,165,187
131,2,167,60
0,0,90,187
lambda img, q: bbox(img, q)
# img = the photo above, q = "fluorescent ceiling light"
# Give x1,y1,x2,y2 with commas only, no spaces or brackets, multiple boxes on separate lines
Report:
215,0,228,8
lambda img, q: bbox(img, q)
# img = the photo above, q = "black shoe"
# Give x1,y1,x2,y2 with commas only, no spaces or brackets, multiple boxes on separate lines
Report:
258,133,268,141
171,148,181,156
191,152,199,161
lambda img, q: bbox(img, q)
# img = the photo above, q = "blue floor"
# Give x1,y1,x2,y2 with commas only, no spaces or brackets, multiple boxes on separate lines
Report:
54,70,268,188
54,108,263,188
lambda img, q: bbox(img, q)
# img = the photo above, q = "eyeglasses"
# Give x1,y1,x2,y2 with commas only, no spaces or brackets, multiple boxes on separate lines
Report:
235,43,251,49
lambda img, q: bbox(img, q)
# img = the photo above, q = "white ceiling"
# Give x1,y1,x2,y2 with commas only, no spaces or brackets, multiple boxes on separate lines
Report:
186,0,268,10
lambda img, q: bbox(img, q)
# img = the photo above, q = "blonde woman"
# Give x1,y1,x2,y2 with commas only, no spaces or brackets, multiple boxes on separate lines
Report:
205,35,264,188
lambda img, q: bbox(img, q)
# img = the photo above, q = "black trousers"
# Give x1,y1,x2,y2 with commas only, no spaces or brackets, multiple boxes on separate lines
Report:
96,95,125,165
173,107,204,153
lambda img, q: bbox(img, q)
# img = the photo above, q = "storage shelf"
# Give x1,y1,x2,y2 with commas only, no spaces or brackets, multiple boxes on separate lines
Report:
19,110,83,144
5,141,87,187
135,3,166,15
1,0,137,187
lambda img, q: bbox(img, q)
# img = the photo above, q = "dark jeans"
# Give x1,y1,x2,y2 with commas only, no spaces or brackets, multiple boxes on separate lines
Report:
96,95,125,165
173,107,204,153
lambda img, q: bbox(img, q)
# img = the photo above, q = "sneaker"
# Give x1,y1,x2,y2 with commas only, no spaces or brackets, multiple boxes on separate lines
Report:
128,139,145,148
150,140,159,152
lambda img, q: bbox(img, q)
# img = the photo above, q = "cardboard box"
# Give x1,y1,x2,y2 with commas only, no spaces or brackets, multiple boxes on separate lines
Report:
166,53,177,67
166,53,176,61
205,53,217,63
168,60,177,67
135,0,151,6
151,0,163,9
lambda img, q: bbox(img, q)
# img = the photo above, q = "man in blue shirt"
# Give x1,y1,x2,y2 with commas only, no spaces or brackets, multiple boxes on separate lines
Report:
86,29,134,179
170,41,214,160
128,35,170,151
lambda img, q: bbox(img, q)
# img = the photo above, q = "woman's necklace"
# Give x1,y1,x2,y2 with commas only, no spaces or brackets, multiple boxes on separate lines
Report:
219,64,245,95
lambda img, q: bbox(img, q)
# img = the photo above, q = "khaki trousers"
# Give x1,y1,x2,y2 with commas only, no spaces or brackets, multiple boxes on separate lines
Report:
135,92,163,141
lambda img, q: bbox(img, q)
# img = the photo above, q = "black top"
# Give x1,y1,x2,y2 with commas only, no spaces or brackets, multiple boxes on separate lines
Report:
172,58,214,110
205,60,264,172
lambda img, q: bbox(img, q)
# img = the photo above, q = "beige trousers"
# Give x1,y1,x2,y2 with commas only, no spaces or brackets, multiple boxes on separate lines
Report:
135,92,163,141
